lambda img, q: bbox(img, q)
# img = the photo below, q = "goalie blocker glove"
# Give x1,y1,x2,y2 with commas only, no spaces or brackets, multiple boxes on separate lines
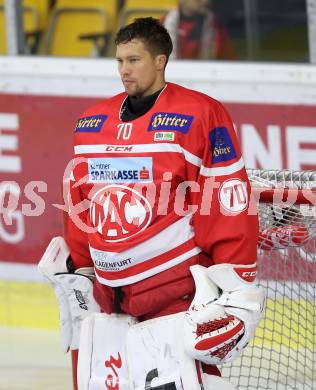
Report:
183,264,266,365
38,236,100,352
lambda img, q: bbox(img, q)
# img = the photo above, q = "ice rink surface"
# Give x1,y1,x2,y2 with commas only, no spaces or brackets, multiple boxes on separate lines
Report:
0,327,72,390
1,327,314,390
0,275,72,389
0,267,314,390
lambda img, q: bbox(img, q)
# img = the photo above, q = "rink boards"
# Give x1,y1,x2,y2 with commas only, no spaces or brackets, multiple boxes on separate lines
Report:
0,278,314,350
0,274,315,390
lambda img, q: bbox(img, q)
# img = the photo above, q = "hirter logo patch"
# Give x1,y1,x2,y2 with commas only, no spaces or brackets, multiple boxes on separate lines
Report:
75,115,107,132
209,127,236,163
148,112,193,133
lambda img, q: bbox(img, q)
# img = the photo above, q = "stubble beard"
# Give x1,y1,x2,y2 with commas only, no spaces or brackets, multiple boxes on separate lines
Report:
126,84,145,98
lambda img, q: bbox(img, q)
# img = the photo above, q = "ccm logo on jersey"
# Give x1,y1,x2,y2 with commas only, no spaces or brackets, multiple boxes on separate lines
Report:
148,112,194,133
105,145,133,152
219,179,248,213
75,115,107,132
209,127,236,163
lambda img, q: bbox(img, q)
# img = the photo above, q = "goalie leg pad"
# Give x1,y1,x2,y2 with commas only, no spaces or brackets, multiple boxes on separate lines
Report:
77,313,138,390
78,312,221,390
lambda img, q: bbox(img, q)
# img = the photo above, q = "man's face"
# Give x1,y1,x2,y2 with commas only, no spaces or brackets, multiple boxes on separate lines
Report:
116,39,165,98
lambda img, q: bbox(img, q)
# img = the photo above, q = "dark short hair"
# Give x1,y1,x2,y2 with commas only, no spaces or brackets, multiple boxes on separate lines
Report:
115,17,173,60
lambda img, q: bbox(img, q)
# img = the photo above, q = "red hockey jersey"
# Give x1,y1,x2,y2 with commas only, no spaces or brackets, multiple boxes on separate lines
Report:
65,83,258,287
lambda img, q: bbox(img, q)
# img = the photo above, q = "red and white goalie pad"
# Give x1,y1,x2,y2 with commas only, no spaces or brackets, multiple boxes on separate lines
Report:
77,313,138,390
77,312,236,390
183,264,266,365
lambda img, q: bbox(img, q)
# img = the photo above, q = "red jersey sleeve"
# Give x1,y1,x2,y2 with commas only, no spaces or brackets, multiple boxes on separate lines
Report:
64,155,93,269
63,105,106,270
183,98,258,265
63,172,93,269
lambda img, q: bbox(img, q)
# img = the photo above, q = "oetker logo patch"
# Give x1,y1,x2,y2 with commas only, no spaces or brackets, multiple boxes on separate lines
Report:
218,179,248,213
148,112,194,133
75,115,107,132
209,127,236,163
89,185,152,242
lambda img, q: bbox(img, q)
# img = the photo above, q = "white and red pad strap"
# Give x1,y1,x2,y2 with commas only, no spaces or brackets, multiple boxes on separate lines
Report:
127,313,184,389
77,313,138,390
183,264,266,365
38,236,100,352
77,312,236,390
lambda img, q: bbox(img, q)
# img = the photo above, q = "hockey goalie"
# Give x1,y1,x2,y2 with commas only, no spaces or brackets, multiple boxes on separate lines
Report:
38,17,266,390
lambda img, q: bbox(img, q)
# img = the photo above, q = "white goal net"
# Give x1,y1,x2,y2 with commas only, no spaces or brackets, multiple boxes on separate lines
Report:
222,169,316,390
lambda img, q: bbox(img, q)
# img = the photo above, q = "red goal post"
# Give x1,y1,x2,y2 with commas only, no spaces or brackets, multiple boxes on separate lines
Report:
222,169,316,390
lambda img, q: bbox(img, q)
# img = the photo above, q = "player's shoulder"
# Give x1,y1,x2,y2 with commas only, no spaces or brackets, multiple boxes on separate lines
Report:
79,92,126,118
167,82,224,110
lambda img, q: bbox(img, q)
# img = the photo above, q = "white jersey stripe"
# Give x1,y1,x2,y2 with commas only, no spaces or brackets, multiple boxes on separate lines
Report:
74,144,244,177
95,247,202,287
89,213,195,271
74,143,203,167
200,157,245,177
181,147,202,167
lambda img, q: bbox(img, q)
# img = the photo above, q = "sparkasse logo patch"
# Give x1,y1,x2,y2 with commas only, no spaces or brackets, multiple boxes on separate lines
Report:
88,157,153,183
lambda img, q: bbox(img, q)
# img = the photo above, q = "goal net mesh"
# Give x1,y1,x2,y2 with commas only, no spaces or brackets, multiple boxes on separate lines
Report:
222,169,316,390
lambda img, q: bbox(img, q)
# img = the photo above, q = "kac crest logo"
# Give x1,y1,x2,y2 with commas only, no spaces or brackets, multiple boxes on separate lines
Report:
89,185,152,242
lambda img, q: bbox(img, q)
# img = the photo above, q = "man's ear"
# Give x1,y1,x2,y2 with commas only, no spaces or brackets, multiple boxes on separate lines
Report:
155,54,167,70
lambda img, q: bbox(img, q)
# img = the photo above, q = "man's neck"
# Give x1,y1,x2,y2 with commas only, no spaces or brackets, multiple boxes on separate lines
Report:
120,86,165,122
